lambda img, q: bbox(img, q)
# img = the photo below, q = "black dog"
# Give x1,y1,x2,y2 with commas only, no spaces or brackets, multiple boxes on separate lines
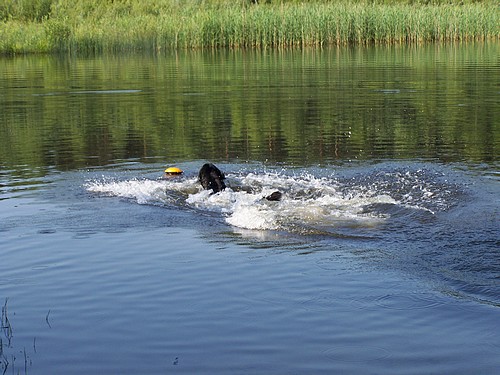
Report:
198,163,281,201
198,163,226,194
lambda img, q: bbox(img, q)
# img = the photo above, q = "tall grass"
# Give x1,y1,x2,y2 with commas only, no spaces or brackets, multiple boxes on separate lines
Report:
0,0,498,53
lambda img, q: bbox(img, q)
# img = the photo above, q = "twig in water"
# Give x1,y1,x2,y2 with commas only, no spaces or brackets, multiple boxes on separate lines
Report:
23,347,27,375
45,310,51,329
1,299,12,346
1,354,8,375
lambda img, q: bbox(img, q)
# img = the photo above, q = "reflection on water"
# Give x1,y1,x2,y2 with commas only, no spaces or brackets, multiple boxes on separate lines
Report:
0,44,499,374
1,43,499,175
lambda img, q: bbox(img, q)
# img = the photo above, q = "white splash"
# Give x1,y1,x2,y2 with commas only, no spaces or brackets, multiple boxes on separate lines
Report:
86,179,167,204
85,171,420,232
183,173,395,230
85,177,198,205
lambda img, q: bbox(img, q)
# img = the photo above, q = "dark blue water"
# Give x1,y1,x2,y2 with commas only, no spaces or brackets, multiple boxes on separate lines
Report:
1,161,499,374
1,45,499,374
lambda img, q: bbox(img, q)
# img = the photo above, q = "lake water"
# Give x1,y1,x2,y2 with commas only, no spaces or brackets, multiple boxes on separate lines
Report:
1,44,499,374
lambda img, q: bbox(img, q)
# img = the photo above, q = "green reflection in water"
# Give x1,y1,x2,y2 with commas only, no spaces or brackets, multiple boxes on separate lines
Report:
0,43,498,174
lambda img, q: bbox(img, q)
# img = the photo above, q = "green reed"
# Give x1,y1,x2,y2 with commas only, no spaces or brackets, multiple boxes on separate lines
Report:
0,0,498,53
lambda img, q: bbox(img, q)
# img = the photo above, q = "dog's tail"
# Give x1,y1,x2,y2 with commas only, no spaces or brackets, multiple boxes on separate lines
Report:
265,191,282,201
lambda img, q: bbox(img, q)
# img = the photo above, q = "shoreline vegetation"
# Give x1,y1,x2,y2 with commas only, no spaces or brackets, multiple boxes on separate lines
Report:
0,0,499,54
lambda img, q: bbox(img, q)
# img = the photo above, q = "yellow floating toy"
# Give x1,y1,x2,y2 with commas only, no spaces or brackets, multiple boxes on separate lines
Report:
164,167,183,175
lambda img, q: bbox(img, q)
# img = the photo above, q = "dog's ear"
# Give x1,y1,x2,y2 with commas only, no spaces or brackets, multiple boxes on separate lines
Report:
209,168,226,192
210,164,225,180
213,176,226,192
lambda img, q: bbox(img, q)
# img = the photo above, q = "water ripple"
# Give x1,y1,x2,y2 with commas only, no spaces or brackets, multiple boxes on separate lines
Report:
323,345,392,363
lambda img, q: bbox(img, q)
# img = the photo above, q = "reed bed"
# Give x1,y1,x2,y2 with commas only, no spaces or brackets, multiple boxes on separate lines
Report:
0,0,498,53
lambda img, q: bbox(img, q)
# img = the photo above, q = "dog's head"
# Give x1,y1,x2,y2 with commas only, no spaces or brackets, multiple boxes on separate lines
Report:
199,163,226,193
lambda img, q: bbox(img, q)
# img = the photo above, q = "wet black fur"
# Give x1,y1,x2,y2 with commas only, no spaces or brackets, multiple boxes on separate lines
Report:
198,163,226,193
198,162,282,201
264,191,282,201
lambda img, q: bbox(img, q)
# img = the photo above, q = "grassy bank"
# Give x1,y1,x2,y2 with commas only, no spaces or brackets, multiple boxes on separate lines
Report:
0,0,498,53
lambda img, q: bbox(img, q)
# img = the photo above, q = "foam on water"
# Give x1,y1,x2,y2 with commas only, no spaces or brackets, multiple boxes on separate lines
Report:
86,176,199,205
87,179,168,204
84,169,436,232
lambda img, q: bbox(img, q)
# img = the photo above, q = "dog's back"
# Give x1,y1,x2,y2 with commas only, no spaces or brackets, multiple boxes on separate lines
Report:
199,163,226,193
